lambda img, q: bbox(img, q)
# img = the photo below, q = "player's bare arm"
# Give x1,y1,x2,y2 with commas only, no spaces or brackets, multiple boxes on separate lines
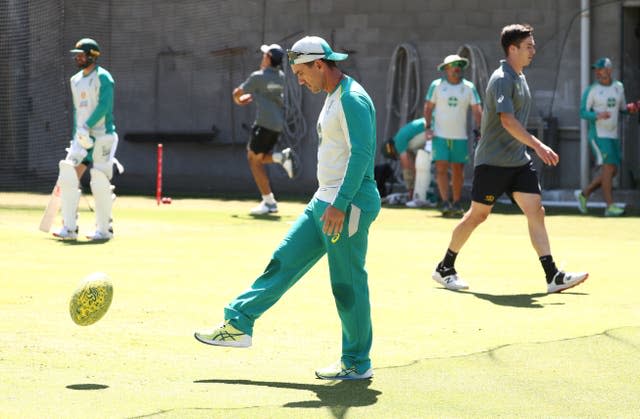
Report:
471,103,482,128
423,101,435,140
499,112,559,166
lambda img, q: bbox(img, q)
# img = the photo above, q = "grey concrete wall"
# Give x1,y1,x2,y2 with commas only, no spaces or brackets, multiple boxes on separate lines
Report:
13,0,636,195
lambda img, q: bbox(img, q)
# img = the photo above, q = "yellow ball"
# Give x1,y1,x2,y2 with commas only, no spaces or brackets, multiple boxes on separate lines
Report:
69,272,113,326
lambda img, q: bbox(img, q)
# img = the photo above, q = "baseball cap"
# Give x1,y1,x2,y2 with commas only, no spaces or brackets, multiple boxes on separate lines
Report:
260,43,284,66
591,57,612,69
437,54,469,71
287,36,348,65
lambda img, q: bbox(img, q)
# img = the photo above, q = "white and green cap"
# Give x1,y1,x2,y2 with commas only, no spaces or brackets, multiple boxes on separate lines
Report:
437,54,469,71
591,57,612,69
287,36,348,65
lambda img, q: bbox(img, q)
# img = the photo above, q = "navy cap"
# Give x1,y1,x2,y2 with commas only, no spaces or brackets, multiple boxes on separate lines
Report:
260,44,284,66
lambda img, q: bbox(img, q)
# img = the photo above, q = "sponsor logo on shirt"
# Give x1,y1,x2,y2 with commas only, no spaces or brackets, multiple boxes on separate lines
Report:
266,82,283,93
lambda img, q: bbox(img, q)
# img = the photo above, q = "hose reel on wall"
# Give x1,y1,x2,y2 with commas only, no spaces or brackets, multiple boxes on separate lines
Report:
382,43,422,148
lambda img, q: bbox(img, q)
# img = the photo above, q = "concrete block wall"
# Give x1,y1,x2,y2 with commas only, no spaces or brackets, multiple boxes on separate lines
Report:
24,0,631,196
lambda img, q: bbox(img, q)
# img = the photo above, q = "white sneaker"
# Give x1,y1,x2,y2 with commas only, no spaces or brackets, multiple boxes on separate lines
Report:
86,230,113,241
281,148,298,179
250,200,278,215
194,321,252,348
432,264,469,290
383,192,408,206
315,361,373,380
52,226,78,240
547,271,588,293
406,199,429,208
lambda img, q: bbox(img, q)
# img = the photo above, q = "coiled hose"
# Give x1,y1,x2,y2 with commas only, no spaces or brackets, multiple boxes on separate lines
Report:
382,43,422,147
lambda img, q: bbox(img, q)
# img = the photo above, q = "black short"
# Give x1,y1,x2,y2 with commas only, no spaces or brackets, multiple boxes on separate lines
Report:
471,162,541,205
248,125,280,154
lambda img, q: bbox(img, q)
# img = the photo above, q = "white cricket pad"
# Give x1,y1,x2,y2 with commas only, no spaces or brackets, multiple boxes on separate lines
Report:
58,160,80,230
92,134,117,179
413,149,432,202
90,168,113,234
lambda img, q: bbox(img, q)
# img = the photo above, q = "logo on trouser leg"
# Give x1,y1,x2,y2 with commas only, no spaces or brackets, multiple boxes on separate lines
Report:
331,233,340,243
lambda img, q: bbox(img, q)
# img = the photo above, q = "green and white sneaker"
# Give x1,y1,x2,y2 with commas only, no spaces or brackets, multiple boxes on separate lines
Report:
315,361,373,380
604,204,624,217
194,321,252,348
574,190,588,214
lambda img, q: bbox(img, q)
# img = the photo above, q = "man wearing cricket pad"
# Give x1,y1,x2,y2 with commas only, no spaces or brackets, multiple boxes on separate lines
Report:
383,117,432,207
195,35,381,380
54,38,120,241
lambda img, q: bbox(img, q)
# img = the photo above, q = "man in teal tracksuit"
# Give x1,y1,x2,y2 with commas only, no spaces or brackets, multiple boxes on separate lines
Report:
575,57,638,216
195,36,380,380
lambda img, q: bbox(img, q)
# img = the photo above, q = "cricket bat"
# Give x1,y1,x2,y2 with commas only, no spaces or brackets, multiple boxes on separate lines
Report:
39,184,61,232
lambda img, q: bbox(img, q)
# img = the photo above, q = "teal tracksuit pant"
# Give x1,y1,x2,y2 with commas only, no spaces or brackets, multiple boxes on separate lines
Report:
224,197,380,373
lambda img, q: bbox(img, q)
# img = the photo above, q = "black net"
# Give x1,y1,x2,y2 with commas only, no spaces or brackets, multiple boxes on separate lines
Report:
0,0,67,192
0,0,281,194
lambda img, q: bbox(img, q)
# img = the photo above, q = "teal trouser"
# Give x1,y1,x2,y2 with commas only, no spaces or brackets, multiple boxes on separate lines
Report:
224,197,379,373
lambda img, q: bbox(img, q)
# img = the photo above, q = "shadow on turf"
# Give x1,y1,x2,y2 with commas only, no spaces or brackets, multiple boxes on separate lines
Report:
453,290,588,308
232,214,283,221
54,239,110,246
66,383,109,390
194,378,381,417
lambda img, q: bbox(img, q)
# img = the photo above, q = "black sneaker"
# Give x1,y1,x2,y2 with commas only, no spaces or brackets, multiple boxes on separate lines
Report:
440,201,453,216
451,202,465,217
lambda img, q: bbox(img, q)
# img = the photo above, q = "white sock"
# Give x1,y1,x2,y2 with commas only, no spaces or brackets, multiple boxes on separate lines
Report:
262,193,276,204
272,152,283,164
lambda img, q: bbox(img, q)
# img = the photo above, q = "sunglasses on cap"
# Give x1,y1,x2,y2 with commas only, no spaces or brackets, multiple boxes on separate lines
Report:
287,50,326,65
447,62,465,69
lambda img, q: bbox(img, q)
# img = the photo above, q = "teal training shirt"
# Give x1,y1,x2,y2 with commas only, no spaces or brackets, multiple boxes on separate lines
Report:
393,117,426,154
475,60,532,167
580,80,626,141
70,66,116,136
315,76,380,213
425,78,481,140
